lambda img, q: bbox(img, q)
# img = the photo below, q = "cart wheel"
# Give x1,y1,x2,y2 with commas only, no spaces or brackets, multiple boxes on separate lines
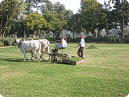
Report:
51,57,54,63
51,56,57,63
54,57,57,63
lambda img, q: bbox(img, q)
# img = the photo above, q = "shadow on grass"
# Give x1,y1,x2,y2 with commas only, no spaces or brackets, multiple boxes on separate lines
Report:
0,58,52,63
0,58,73,66
0,58,29,62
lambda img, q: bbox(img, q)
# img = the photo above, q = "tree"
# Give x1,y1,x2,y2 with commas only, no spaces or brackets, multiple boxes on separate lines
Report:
104,10,117,37
64,10,73,20
25,13,47,37
9,15,26,37
0,0,25,40
43,11,67,39
95,6,107,37
80,0,107,37
25,0,49,14
53,2,66,15
40,1,53,13
41,1,67,39
110,0,129,39
66,12,82,39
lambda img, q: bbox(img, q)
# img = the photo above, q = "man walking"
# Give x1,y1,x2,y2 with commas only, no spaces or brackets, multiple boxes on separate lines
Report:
75,35,85,58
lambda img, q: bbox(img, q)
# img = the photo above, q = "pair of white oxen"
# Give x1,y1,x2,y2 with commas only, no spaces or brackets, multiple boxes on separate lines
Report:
16,39,51,61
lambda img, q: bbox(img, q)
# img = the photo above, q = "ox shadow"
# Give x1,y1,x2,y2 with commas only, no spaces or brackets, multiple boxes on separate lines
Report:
0,58,50,63
0,58,28,63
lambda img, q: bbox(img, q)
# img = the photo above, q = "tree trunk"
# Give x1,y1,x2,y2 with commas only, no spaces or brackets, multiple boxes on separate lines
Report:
121,17,124,39
1,32,4,41
92,29,96,38
97,29,100,38
0,1,17,40
33,31,36,38
24,31,26,38
1,25,8,40
1,15,10,40
119,17,124,43
1,29,6,40
53,32,55,39
73,31,74,39
106,30,109,37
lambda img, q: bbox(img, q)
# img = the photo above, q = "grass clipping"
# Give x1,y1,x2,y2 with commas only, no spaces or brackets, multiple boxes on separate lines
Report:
87,45,98,49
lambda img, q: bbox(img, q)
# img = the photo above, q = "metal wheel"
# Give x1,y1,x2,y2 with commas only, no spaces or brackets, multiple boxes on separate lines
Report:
51,56,57,63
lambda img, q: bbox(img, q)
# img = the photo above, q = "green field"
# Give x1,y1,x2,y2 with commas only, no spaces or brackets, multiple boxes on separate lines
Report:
0,43,129,97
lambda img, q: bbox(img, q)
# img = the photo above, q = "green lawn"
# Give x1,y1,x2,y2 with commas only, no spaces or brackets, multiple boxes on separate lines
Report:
0,43,129,97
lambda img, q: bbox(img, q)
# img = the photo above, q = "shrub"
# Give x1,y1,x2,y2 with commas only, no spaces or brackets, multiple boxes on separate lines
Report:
87,45,98,49
33,37,40,40
68,37,80,42
47,37,54,41
0,41,4,47
3,38,16,46
124,38,129,43
85,37,94,42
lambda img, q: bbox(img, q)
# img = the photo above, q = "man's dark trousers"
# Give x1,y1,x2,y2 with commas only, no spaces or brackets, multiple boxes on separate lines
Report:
77,47,84,58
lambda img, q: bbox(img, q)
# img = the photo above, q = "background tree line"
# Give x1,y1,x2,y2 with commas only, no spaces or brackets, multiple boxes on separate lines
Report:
0,0,129,42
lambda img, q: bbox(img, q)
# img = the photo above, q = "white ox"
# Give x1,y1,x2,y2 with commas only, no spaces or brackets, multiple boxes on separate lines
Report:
31,39,51,60
16,39,42,61
39,39,51,54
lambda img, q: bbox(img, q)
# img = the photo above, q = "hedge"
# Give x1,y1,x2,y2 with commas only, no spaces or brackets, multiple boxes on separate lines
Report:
68,37,129,43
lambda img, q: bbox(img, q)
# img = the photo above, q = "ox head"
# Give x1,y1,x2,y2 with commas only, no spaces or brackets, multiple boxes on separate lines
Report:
15,39,23,48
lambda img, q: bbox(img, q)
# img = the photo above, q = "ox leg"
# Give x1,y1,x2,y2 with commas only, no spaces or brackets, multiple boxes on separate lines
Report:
41,50,44,56
39,50,43,62
41,46,44,58
24,53,28,61
23,51,26,61
35,53,38,59
33,49,38,60
47,47,51,54
48,48,51,60
40,48,45,61
45,46,51,60
41,51,45,59
40,52,43,59
48,54,51,61
31,50,36,60
30,51,34,60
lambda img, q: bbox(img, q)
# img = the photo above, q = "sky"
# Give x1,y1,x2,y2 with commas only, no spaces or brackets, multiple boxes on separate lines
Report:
1,0,129,13
0,0,107,13
50,0,107,13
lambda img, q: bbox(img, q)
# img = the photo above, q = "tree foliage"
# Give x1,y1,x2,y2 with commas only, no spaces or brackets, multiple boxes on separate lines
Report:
1,0,129,40
25,0,49,14
43,11,67,33
41,1,68,37
81,0,107,37
112,0,129,38
25,13,47,37
0,0,25,40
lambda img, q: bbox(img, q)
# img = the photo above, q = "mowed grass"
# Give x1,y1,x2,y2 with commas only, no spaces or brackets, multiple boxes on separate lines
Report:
0,43,129,97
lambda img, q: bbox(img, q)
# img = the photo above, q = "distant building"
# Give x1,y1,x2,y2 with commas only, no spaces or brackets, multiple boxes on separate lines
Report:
46,25,129,39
